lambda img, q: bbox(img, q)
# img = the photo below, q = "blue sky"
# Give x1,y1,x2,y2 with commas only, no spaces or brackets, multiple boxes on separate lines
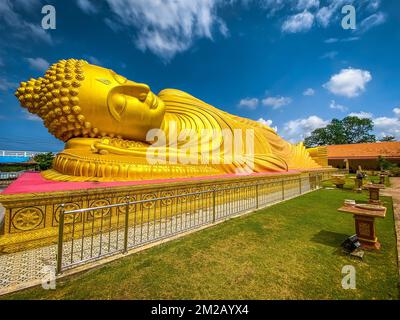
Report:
0,0,399,151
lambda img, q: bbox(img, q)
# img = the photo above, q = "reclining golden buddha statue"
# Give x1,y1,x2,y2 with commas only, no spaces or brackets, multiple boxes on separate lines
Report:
15,59,323,182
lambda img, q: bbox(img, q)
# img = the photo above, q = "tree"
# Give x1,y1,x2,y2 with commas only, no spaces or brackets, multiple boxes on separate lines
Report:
33,152,55,171
380,135,396,142
378,156,396,171
304,116,376,148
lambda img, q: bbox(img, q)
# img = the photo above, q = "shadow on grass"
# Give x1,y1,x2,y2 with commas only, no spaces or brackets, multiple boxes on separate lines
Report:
311,230,350,248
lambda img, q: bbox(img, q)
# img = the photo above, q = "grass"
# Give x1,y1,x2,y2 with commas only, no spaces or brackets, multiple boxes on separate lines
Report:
2,188,399,300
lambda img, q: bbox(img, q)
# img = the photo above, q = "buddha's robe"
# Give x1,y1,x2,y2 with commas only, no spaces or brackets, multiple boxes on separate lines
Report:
158,89,320,173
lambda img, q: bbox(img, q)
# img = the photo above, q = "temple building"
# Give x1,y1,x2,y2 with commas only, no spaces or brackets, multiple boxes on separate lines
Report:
327,141,400,172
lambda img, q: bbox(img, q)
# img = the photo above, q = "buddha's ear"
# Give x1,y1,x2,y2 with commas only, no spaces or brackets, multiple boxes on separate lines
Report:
107,92,126,122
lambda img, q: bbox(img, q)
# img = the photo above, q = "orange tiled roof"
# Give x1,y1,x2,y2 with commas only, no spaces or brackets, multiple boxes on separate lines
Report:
327,142,400,159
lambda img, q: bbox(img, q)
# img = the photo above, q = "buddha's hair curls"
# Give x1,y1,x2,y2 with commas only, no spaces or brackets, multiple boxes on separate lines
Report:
15,59,101,141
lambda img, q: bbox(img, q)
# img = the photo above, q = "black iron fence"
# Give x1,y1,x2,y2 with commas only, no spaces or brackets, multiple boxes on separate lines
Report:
57,174,323,273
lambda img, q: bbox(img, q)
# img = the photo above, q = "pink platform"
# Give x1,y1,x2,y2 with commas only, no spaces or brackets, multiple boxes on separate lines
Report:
1,171,301,195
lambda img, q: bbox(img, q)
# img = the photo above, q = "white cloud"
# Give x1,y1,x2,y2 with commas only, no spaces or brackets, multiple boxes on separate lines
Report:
315,0,351,28
316,6,335,27
25,23,53,44
258,118,273,127
262,96,292,109
26,57,50,72
358,12,386,34
373,108,400,139
348,111,373,119
76,0,99,14
373,117,399,127
13,0,42,12
323,68,372,98
393,108,400,117
0,1,53,44
238,98,259,110
0,78,18,92
258,118,277,132
329,100,348,112
296,0,319,10
103,0,225,61
373,117,400,139
281,107,400,143
324,38,338,44
315,0,383,31
325,37,359,44
256,0,286,16
22,109,41,121
70,0,384,61
87,56,102,65
303,88,315,96
342,37,360,42
346,109,400,140
320,51,338,60
282,10,314,33
72,0,384,61
367,0,381,11
283,116,328,143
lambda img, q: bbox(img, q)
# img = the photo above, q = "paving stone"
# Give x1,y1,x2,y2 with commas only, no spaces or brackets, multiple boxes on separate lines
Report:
381,178,400,280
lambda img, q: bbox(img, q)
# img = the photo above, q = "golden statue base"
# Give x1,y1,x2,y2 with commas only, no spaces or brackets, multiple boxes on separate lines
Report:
0,169,336,253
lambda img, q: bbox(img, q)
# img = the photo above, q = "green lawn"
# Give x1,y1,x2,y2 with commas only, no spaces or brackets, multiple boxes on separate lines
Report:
2,188,399,300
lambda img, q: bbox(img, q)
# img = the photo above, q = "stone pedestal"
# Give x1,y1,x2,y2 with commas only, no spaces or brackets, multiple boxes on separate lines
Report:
354,215,381,250
379,174,387,185
332,174,345,189
364,184,385,205
338,205,386,250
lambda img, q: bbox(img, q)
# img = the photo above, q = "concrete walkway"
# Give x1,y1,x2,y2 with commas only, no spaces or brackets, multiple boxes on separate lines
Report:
381,178,400,281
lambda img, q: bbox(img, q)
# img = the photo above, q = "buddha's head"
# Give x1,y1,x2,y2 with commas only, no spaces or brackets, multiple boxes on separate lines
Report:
15,59,165,142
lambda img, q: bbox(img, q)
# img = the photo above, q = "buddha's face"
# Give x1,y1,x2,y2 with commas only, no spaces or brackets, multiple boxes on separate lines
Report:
15,59,165,142
78,63,165,141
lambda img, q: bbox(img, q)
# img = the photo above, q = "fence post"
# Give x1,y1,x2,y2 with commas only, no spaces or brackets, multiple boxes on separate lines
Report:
299,177,302,195
123,196,130,253
212,190,216,223
255,184,259,209
56,204,65,275
281,180,285,200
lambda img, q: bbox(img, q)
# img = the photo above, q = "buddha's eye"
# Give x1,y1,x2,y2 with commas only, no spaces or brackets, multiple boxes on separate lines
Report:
113,73,127,84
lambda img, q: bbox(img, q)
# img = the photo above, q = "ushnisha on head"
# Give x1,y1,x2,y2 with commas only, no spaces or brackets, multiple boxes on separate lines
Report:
15,59,165,142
